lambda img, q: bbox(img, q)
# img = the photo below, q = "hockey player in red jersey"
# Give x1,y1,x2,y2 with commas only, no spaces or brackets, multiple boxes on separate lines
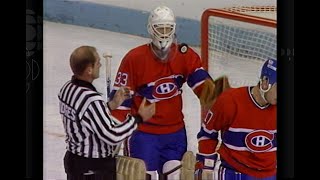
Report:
108,5,216,179
196,59,277,180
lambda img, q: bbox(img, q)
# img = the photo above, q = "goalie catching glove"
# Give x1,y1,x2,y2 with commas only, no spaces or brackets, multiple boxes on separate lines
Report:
212,75,230,101
198,78,216,109
198,76,231,109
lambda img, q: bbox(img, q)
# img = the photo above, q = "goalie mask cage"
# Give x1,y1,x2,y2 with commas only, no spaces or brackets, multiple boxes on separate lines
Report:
200,7,276,120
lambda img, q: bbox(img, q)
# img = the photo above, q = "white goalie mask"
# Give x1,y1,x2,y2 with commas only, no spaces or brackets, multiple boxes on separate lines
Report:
147,6,176,60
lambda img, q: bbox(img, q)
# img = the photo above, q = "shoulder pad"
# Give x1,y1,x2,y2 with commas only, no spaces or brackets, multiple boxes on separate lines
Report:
179,43,188,54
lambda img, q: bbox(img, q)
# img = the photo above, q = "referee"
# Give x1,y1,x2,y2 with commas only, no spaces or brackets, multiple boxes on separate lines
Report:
58,46,155,180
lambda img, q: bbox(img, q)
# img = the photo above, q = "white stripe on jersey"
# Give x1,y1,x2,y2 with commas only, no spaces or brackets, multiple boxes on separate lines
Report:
228,127,277,133
224,142,277,152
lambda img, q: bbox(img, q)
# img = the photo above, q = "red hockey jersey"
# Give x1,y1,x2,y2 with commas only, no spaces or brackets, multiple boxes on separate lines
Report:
110,43,211,134
198,86,276,178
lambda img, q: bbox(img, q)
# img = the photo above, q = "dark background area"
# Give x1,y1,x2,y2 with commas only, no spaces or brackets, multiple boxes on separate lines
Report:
26,0,43,179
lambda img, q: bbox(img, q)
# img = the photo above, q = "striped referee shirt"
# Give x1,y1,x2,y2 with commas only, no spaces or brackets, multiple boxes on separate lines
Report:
58,76,138,158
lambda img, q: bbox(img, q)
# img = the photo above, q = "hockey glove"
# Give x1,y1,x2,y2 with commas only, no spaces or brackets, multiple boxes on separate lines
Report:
195,153,217,179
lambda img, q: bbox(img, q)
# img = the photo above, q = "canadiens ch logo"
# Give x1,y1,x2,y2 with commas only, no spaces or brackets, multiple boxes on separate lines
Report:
245,130,274,152
152,76,179,100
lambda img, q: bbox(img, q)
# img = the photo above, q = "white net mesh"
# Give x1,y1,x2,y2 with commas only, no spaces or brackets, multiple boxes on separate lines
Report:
205,8,276,87
222,6,277,20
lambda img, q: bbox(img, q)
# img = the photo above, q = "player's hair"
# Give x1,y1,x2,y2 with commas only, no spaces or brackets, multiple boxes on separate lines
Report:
70,46,97,76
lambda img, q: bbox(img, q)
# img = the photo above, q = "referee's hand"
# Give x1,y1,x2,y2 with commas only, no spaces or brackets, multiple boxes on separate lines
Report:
108,86,131,110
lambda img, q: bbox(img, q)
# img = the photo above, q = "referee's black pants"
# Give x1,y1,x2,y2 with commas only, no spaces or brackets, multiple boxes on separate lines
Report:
64,151,116,180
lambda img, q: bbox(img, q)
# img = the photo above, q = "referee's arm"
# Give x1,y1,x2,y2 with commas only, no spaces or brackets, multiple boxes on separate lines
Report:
83,100,138,146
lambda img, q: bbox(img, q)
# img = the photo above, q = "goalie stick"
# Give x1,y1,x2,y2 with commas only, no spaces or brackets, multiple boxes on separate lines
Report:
103,52,112,101
103,52,123,157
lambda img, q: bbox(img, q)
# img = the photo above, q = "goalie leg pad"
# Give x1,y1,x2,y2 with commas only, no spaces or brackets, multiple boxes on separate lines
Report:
180,151,196,180
116,155,147,180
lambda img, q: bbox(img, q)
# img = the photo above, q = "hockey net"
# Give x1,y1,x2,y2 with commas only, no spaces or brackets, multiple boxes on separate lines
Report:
201,7,276,88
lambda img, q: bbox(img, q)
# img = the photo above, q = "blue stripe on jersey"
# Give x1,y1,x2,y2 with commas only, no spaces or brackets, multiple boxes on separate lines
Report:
223,131,247,147
137,84,154,100
197,127,219,140
120,98,132,108
109,89,132,108
223,131,277,148
187,69,210,88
